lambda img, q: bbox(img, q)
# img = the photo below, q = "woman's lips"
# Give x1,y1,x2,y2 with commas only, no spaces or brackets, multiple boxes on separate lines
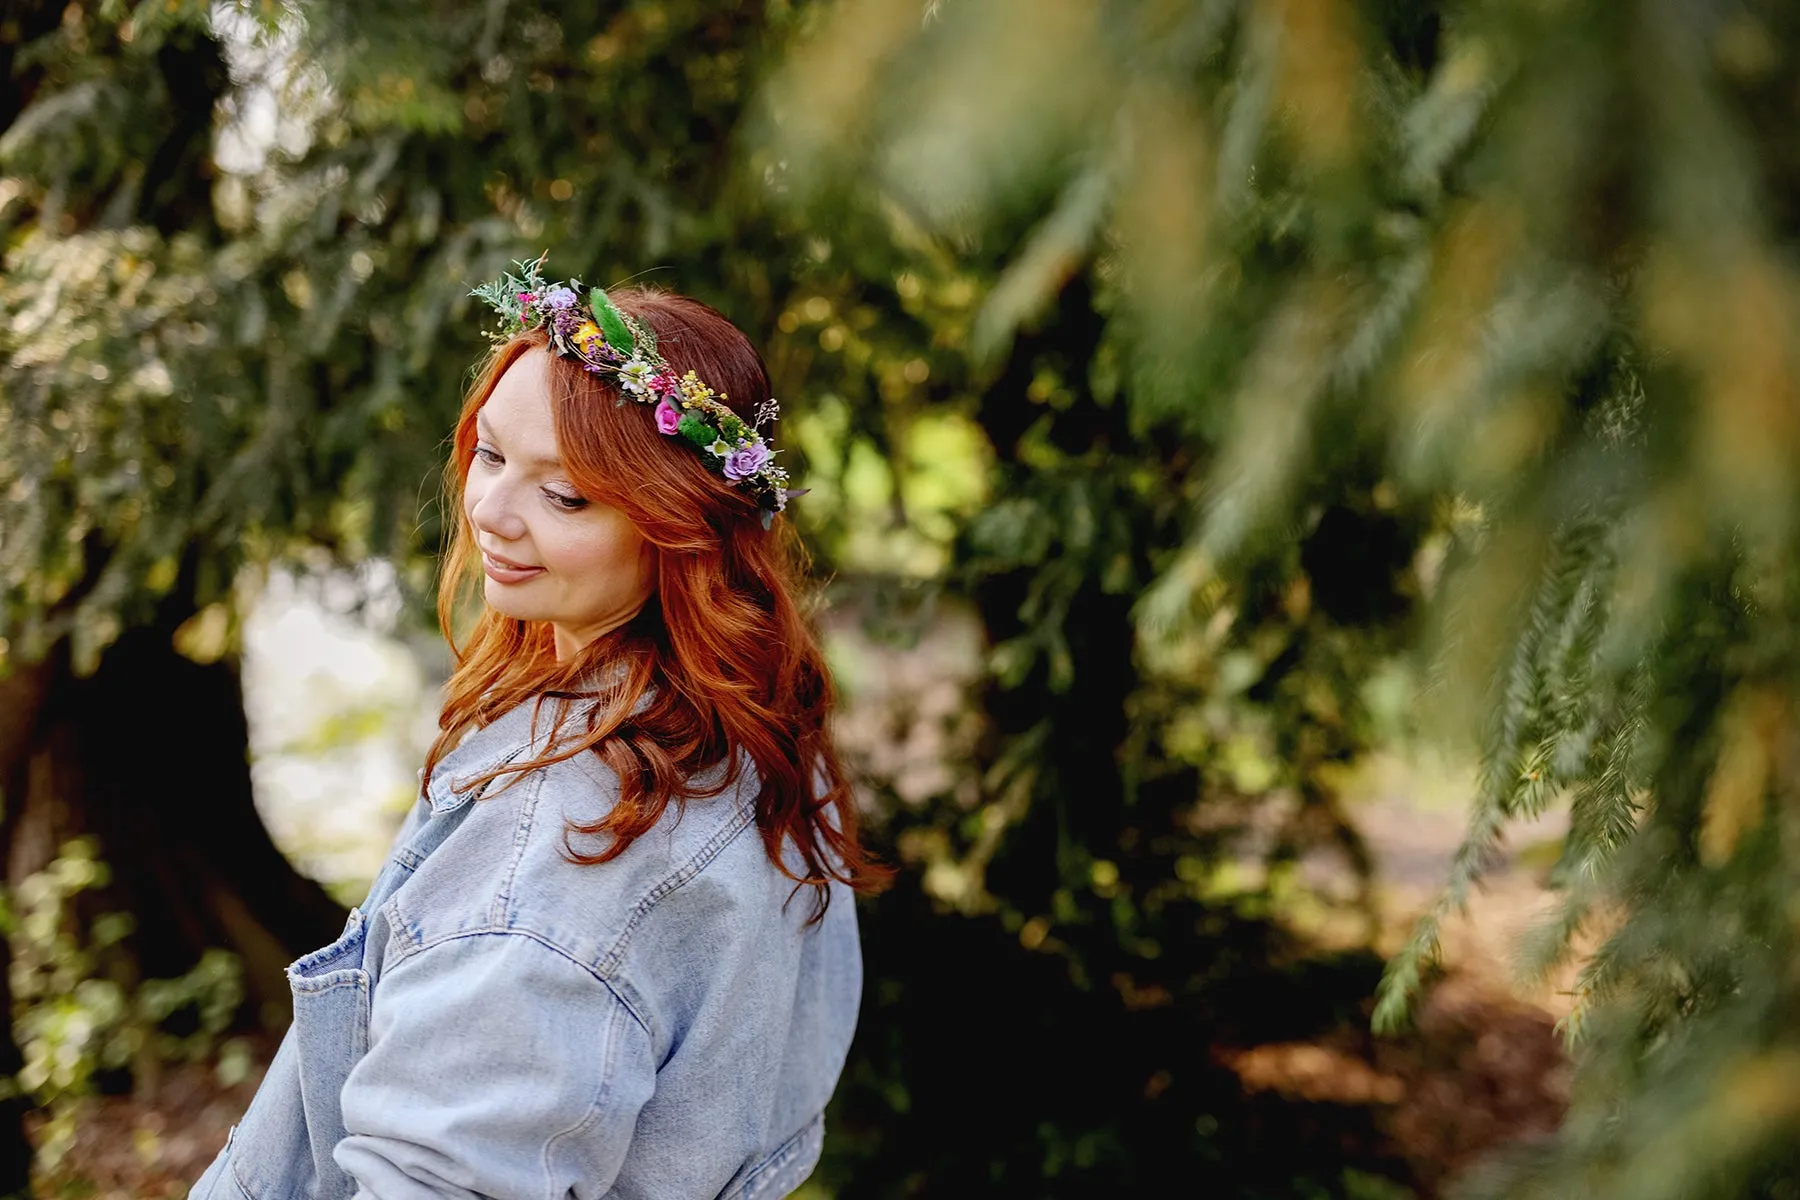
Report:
481,551,545,584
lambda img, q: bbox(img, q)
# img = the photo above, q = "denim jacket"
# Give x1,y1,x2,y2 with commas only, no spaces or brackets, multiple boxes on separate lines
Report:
189,689,862,1199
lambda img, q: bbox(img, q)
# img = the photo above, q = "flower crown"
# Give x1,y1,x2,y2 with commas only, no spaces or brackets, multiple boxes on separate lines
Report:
469,255,792,523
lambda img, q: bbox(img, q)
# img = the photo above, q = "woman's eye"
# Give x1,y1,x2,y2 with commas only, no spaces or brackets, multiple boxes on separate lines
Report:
544,490,588,512
473,445,502,467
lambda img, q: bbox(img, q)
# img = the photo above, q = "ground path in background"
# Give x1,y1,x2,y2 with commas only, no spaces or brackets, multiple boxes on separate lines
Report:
1222,784,1574,1195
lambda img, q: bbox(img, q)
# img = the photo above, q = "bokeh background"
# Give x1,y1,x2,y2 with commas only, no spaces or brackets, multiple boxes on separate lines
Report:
6,0,1800,1196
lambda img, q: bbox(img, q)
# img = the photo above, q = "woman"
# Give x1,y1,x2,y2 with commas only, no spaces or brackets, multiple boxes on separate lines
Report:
191,260,885,1199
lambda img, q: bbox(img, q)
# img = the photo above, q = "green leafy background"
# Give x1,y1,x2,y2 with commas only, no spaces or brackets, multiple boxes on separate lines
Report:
7,0,1800,1197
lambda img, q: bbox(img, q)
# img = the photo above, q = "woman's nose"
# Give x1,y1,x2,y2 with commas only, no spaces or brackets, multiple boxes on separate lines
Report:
468,477,528,542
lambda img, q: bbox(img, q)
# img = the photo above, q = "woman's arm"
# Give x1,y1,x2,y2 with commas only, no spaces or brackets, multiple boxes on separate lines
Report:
335,930,654,1200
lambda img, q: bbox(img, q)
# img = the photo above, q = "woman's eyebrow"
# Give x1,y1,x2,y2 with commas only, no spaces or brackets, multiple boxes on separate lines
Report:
474,414,564,469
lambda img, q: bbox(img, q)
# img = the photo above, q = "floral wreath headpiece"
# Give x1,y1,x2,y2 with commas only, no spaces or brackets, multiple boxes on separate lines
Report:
469,254,792,525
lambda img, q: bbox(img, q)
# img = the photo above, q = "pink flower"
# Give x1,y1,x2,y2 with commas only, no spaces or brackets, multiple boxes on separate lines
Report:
654,401,683,435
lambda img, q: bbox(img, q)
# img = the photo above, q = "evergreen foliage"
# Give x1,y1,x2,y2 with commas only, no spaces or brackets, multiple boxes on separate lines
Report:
765,0,1800,1194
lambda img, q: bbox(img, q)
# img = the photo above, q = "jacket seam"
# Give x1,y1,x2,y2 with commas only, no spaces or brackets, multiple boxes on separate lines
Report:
491,773,547,927
590,789,758,980
385,925,655,1035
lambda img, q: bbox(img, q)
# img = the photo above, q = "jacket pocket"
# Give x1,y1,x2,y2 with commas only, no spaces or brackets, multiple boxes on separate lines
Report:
187,1124,255,1199
228,906,373,1200
286,906,373,1198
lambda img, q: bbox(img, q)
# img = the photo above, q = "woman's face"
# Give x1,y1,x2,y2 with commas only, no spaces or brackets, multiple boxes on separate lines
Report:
464,347,657,660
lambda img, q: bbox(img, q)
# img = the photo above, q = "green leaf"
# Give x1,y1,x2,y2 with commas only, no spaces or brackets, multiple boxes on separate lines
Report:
589,286,636,357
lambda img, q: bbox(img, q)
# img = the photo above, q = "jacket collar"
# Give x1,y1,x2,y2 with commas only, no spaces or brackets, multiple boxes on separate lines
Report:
423,660,650,814
425,692,587,814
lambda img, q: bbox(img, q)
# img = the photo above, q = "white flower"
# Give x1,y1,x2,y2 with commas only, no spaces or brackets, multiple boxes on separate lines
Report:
708,438,731,458
619,358,655,396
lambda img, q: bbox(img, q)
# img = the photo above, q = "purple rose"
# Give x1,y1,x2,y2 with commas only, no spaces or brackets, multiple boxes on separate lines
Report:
544,286,578,309
654,401,683,435
723,442,771,481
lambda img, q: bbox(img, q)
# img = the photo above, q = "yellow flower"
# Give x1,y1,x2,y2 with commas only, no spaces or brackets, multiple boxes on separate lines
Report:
573,320,602,347
679,370,715,405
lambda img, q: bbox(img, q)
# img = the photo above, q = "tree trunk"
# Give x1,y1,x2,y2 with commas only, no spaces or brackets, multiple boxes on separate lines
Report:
0,618,347,1182
6,630,347,1018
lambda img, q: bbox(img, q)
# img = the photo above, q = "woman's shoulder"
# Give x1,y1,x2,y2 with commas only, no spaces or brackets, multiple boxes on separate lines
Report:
538,744,777,912
393,723,788,985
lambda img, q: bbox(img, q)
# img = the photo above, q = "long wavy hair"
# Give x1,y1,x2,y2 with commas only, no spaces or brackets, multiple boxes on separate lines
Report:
423,287,887,916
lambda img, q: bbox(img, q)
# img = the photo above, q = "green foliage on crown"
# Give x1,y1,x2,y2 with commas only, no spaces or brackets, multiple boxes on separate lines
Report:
466,257,551,331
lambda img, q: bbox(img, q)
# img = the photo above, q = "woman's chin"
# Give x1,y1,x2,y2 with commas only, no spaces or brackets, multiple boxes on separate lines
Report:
482,581,544,618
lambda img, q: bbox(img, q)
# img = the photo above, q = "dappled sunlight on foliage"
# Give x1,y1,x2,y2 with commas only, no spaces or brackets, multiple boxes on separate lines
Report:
9,0,1800,1194
7,839,246,1174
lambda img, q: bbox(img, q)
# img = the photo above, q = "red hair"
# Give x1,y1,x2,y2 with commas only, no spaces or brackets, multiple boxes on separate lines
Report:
424,288,888,916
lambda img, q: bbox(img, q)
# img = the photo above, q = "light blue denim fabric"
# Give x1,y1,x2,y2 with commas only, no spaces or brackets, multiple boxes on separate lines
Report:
189,690,862,1199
